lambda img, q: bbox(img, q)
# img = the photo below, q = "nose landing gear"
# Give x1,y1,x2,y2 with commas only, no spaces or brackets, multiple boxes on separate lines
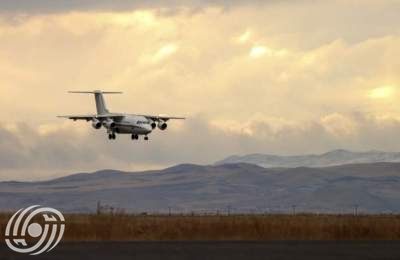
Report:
144,136,149,141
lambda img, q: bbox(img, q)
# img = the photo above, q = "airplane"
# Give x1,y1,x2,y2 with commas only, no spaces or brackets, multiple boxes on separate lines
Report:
58,90,185,141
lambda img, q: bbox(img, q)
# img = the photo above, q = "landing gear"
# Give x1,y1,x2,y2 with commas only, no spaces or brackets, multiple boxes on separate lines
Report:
131,134,148,141
108,133,116,140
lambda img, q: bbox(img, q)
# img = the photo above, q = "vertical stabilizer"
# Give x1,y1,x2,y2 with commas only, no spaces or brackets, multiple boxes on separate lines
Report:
94,92,108,115
68,90,123,115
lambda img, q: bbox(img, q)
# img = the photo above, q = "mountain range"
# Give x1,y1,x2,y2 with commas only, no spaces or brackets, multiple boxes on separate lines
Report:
216,149,400,168
0,160,399,213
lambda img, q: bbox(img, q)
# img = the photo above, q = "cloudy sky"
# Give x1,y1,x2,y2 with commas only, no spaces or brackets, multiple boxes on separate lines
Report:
0,0,399,180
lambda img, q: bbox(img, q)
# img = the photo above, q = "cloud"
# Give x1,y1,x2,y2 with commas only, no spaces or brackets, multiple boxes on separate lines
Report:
320,113,358,138
147,43,179,63
0,2,399,179
235,29,252,44
249,45,287,58
368,85,396,100
0,0,281,14
2,113,400,180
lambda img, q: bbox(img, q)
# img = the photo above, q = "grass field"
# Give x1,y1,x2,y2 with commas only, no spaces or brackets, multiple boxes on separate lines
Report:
1,213,400,241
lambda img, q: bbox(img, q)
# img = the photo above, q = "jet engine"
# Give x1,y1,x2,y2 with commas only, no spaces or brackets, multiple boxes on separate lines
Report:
150,120,157,129
91,119,101,129
157,120,167,130
102,119,116,129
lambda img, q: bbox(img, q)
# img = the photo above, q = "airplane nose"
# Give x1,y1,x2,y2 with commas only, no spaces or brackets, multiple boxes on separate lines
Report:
145,124,152,133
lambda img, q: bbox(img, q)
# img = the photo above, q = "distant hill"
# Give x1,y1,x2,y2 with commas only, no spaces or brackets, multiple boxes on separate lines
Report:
216,150,400,168
0,162,399,214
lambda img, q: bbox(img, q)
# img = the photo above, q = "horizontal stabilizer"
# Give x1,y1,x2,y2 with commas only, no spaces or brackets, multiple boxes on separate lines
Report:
69,90,123,94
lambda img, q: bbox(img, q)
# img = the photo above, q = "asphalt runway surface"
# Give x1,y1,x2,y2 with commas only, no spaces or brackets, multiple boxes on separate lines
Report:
1,241,400,260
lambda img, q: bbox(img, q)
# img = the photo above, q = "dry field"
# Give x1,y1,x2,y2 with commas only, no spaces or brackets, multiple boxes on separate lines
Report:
1,213,400,241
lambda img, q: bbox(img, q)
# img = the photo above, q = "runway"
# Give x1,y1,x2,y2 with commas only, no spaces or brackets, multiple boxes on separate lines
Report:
1,241,400,260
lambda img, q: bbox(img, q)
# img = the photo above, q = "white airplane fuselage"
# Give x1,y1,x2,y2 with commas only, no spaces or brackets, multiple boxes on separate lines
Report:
112,115,153,135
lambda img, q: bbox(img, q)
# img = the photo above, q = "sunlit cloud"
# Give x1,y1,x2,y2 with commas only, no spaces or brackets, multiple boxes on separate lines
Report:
320,113,358,137
210,116,298,139
210,119,254,136
112,11,157,28
151,43,179,62
235,29,252,44
2,123,20,134
249,45,288,58
368,85,395,100
249,45,269,58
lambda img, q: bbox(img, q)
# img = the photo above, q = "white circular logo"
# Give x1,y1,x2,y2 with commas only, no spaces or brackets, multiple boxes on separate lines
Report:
5,205,65,255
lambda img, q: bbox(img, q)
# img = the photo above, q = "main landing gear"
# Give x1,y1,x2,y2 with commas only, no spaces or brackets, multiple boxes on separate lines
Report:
108,133,116,140
131,134,149,141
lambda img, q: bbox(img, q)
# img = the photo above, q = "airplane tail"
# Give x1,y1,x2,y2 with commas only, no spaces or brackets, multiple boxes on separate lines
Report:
68,90,122,115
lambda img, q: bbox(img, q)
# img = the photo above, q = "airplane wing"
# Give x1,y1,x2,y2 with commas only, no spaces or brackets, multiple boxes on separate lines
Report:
57,113,125,121
139,115,186,122
57,114,96,121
